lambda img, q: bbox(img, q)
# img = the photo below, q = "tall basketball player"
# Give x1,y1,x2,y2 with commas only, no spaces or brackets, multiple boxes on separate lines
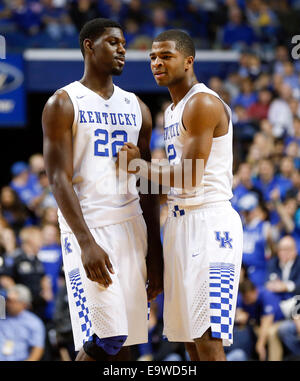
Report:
42,18,163,361
118,30,243,361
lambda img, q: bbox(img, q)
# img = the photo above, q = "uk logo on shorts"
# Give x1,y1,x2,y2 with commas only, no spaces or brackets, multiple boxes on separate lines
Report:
215,231,233,249
64,238,72,255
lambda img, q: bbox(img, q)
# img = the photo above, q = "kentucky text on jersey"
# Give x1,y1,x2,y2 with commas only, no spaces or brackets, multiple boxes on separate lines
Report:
164,122,180,141
79,110,137,126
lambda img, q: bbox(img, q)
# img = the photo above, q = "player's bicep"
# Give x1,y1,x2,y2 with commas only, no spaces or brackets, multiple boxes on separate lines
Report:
42,91,74,182
181,93,220,165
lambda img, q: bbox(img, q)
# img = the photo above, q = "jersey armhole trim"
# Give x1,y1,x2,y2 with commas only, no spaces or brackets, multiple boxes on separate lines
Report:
61,88,79,137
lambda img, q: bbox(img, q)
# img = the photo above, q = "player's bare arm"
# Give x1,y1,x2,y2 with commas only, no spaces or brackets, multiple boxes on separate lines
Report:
136,97,163,301
118,93,226,186
42,90,114,287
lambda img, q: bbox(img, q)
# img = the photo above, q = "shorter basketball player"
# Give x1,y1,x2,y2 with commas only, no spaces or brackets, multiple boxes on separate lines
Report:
118,30,243,361
42,18,162,361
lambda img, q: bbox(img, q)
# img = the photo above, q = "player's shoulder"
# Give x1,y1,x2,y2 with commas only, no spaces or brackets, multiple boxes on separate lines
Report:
186,86,222,111
45,85,75,111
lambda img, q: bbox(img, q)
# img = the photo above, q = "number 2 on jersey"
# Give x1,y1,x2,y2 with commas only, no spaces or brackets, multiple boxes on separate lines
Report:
167,144,177,161
94,129,128,157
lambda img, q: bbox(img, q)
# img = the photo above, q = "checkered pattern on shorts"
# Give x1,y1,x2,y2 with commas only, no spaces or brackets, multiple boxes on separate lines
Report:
209,262,235,340
69,268,92,344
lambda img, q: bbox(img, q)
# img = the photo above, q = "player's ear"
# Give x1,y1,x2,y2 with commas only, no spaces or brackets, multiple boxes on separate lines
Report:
184,56,194,71
84,39,94,55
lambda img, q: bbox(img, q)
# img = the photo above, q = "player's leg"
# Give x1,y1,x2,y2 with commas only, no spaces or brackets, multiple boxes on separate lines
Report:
75,348,95,361
185,342,200,361
61,230,130,361
194,328,226,361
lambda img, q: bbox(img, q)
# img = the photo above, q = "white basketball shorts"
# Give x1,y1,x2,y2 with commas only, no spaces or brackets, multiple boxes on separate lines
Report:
60,215,148,351
163,201,243,346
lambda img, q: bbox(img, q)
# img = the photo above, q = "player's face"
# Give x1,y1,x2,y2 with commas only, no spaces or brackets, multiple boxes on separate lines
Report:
92,28,126,75
150,41,188,87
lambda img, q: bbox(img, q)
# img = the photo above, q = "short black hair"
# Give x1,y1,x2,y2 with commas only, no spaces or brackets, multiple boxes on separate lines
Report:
79,18,123,57
239,279,256,295
153,29,195,58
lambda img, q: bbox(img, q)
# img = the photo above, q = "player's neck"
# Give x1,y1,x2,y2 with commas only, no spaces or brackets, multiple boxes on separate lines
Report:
80,71,114,99
168,76,198,107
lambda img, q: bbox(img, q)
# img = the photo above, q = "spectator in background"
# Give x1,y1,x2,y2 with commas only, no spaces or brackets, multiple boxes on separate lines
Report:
0,186,33,237
286,117,300,147
126,0,145,27
238,192,272,286
69,0,99,32
278,316,300,360
232,77,257,109
247,88,272,123
272,45,290,75
38,224,62,321
41,206,59,227
143,7,170,39
10,0,41,36
253,158,292,208
0,227,22,258
11,226,53,320
266,236,300,304
282,61,300,92
150,110,165,151
28,153,45,196
222,6,256,50
238,279,285,361
288,98,300,119
268,83,294,138
231,162,261,211
40,0,76,41
123,17,141,47
265,236,300,360
245,0,278,44
0,229,16,294
9,161,42,214
224,71,240,100
97,0,126,24
0,284,45,361
33,170,57,218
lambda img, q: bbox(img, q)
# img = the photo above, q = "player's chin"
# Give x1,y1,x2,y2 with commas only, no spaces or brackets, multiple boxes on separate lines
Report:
154,77,169,87
111,67,124,76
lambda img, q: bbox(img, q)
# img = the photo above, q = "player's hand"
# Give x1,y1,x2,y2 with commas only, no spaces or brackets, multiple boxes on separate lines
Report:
81,240,114,287
116,142,141,174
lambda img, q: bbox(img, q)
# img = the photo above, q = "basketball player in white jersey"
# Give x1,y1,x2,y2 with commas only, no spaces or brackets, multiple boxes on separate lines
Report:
42,18,163,361
118,30,243,361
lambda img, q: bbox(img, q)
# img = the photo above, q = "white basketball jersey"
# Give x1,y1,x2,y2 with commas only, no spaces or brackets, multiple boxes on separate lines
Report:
164,83,233,206
57,81,143,232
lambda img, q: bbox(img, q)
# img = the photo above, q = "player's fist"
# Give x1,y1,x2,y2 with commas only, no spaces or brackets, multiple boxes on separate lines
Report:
117,142,141,174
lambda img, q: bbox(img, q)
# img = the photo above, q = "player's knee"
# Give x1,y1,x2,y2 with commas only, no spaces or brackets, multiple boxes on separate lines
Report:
83,334,127,359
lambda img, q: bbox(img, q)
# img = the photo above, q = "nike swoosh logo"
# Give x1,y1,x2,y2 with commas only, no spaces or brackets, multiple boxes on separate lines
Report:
76,95,86,99
192,253,200,258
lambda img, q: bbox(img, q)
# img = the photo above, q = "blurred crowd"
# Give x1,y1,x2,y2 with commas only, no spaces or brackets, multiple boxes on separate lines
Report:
0,0,300,363
0,0,300,52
